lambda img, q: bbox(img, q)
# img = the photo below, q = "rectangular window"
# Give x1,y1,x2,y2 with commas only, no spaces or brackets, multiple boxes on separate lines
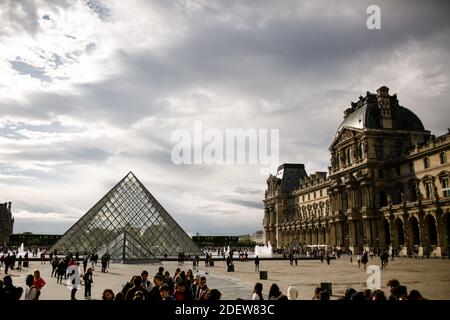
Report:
379,191,387,207
302,195,305,201
314,191,316,199
424,157,430,169
440,152,447,164
375,139,383,160
308,193,310,200
396,166,401,176
442,178,450,198
378,169,384,178
409,184,417,202
320,189,323,197
425,182,433,199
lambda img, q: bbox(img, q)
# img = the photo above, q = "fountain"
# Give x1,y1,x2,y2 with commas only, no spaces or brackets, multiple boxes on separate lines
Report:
254,241,273,257
10,242,28,258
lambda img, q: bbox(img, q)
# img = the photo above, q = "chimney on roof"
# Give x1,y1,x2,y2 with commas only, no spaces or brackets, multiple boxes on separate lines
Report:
7,202,11,212
376,86,392,129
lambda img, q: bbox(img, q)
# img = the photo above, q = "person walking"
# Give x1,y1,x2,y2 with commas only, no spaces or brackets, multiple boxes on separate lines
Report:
89,253,95,271
83,256,88,274
255,255,260,272
51,256,58,277
361,252,369,269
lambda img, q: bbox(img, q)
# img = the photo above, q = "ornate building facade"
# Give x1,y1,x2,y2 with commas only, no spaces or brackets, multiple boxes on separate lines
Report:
0,202,14,244
263,86,450,257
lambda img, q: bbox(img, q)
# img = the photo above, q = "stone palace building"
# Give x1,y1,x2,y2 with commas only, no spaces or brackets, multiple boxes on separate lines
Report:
0,202,14,244
263,86,450,257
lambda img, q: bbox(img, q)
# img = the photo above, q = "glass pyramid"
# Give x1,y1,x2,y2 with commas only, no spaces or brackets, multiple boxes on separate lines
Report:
286,238,307,251
97,230,159,264
48,172,203,259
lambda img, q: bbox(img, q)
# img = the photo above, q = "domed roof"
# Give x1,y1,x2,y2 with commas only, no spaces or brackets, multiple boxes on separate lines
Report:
336,88,425,136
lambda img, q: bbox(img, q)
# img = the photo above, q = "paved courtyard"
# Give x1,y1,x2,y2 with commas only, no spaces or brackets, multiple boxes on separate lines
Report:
2,256,450,300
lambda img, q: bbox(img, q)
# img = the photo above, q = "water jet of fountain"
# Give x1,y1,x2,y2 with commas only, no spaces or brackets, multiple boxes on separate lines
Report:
254,241,273,257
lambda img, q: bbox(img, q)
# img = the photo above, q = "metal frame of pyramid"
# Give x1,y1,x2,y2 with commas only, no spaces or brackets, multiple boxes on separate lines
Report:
48,172,203,260
97,230,160,264
286,238,307,250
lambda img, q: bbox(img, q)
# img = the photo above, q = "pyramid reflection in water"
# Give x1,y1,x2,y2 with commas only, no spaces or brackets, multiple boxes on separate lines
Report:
48,172,202,262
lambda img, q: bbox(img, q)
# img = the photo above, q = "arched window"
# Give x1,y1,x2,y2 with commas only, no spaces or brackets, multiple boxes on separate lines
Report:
440,151,447,164
423,157,430,169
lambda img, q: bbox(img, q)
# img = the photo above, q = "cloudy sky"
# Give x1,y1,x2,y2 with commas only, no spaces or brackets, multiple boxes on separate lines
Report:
0,0,449,236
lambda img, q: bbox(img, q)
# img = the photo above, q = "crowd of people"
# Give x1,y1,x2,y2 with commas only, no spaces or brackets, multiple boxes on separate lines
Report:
249,279,427,301
0,251,431,301
0,269,46,300
0,245,435,301
104,266,222,301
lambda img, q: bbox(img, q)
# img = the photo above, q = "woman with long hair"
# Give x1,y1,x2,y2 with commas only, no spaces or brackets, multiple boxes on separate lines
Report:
252,282,264,300
268,283,281,300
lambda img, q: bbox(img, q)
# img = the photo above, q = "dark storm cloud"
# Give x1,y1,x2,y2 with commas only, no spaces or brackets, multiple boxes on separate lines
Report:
3,0,449,126
2,0,450,235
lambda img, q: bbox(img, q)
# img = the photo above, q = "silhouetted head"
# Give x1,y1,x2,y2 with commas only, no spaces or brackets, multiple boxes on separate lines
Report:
3,276,13,286
102,289,115,300
133,276,142,287
269,283,281,298
408,290,424,300
254,282,263,294
25,274,34,287
344,288,356,300
206,289,222,301
371,289,387,300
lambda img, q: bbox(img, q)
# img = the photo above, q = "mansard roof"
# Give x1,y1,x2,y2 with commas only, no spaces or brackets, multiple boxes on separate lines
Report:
335,86,425,136
275,163,307,193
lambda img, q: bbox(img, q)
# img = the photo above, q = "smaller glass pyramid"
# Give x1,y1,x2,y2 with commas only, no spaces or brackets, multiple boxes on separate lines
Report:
97,230,159,264
48,172,203,259
286,238,307,251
